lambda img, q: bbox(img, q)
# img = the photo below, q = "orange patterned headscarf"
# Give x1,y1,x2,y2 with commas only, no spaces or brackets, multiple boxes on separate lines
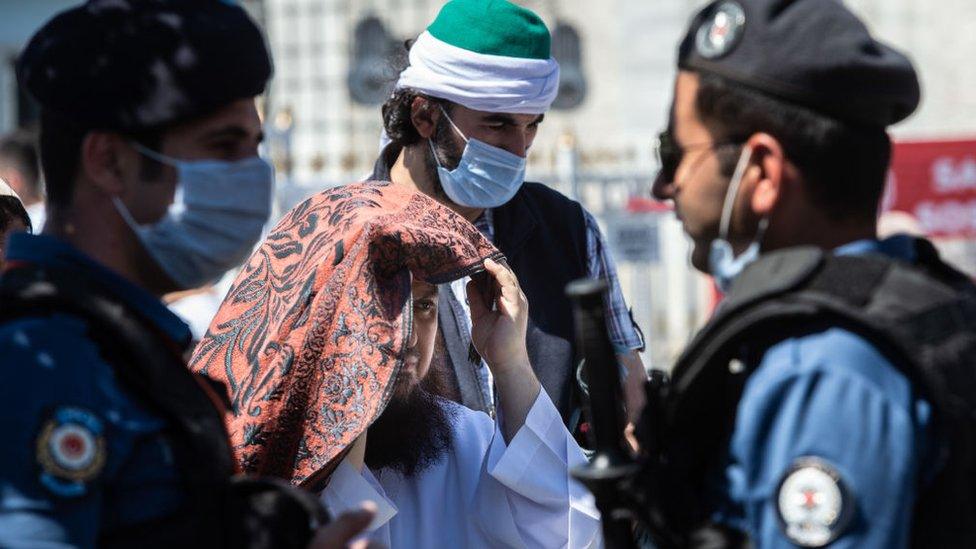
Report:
189,182,500,485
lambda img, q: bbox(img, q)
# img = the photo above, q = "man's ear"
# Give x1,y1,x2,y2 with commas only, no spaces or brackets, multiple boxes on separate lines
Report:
410,97,441,139
746,132,787,217
79,131,135,196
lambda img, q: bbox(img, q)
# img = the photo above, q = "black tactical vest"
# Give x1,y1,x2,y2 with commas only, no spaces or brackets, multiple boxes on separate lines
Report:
0,262,325,549
637,238,976,548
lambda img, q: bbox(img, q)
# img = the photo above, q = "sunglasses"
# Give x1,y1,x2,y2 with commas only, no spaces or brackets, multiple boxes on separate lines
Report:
653,130,743,184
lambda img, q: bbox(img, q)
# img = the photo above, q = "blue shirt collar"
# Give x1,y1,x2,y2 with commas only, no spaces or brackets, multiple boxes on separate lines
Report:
5,233,191,345
833,233,917,262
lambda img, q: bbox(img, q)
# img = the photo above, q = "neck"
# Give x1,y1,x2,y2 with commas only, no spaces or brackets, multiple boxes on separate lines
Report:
766,213,876,253
45,195,172,298
389,144,484,223
347,433,366,472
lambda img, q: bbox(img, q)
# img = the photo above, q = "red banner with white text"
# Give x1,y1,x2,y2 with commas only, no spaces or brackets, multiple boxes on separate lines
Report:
882,139,976,237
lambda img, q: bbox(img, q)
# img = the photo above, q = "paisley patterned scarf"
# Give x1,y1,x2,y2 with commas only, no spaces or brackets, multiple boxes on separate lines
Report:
189,182,501,485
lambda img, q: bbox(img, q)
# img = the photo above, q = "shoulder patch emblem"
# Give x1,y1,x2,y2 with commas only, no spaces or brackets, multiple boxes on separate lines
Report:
696,1,746,59
776,457,853,547
36,407,107,497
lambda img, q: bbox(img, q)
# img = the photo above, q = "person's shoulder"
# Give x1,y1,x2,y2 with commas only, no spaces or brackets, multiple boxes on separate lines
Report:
509,183,588,237
0,313,123,406
517,182,583,209
0,313,98,364
754,327,917,407
436,397,495,435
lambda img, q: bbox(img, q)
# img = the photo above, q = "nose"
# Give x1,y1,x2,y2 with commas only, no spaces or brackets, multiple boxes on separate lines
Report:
651,171,675,201
407,322,418,349
500,129,531,158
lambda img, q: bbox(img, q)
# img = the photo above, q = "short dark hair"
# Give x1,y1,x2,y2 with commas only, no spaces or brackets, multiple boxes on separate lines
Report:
0,131,41,199
0,195,31,234
39,113,165,208
695,73,891,222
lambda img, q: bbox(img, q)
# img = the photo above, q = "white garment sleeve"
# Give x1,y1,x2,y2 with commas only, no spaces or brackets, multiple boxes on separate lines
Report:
473,389,602,548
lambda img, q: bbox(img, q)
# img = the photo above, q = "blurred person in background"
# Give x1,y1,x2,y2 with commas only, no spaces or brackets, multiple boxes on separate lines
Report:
635,0,976,547
0,178,31,267
0,1,372,547
190,182,601,547
374,0,647,441
0,130,44,231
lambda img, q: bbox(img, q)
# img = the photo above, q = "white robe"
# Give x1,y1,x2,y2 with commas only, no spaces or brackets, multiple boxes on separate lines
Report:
319,390,602,548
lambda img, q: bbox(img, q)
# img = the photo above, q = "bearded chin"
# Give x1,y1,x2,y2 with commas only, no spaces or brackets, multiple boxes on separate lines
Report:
364,363,457,478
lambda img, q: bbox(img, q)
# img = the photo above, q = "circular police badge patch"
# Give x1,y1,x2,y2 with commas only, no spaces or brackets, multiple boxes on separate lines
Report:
776,457,853,547
36,407,107,497
696,1,746,59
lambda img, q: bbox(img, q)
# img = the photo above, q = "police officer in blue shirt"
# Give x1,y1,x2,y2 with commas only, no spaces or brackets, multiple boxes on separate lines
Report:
632,0,976,547
0,1,378,548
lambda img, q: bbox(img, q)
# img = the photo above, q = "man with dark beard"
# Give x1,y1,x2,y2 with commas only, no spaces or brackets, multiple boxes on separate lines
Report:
190,183,601,548
362,295,458,478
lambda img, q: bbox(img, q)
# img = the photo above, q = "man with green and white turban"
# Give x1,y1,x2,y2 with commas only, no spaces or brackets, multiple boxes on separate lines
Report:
373,0,648,443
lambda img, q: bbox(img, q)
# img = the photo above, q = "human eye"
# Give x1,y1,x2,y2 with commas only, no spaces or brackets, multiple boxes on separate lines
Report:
414,298,437,315
208,140,240,159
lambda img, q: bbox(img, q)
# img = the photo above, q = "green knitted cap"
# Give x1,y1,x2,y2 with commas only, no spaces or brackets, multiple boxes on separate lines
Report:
427,0,551,60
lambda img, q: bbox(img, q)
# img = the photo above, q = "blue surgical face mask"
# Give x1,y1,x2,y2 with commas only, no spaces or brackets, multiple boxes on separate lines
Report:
708,145,768,292
429,107,527,209
112,143,274,290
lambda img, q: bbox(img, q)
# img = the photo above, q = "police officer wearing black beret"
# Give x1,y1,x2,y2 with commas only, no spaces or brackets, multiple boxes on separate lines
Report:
0,1,377,547
637,0,976,547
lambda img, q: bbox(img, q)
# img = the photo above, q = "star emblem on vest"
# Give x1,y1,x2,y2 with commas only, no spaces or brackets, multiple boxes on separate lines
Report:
776,457,853,547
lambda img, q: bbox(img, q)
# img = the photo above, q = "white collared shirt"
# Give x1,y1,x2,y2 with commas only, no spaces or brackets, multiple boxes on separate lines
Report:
319,389,602,548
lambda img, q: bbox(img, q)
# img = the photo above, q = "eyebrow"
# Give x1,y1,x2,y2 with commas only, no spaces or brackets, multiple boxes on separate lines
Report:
201,125,265,144
415,286,438,300
480,113,545,127
482,113,518,125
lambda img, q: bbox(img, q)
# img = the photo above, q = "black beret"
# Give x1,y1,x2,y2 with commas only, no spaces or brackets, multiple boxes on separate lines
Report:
678,0,920,127
17,0,273,132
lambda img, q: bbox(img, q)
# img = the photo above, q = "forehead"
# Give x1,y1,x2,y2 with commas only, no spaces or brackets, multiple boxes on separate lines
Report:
671,71,710,143
168,97,262,137
411,279,437,298
451,103,543,125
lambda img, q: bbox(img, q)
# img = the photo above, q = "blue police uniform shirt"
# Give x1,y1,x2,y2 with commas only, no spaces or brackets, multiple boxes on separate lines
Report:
713,235,936,548
0,233,187,548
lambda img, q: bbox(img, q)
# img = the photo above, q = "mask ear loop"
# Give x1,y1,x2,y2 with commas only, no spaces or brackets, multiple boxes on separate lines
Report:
717,145,754,242
437,105,469,144
130,141,178,167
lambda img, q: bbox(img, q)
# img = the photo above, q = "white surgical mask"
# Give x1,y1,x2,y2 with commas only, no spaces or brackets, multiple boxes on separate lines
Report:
430,107,527,209
113,143,274,290
708,145,768,292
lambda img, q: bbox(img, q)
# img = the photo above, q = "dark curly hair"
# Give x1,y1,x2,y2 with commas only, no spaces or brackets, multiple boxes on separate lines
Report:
381,88,455,148
380,39,457,149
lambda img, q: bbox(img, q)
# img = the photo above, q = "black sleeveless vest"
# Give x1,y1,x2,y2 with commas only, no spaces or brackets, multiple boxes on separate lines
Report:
0,262,325,549
637,238,976,548
440,182,589,426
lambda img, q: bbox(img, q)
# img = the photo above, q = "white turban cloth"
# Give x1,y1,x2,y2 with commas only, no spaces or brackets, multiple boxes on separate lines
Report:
396,31,560,115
